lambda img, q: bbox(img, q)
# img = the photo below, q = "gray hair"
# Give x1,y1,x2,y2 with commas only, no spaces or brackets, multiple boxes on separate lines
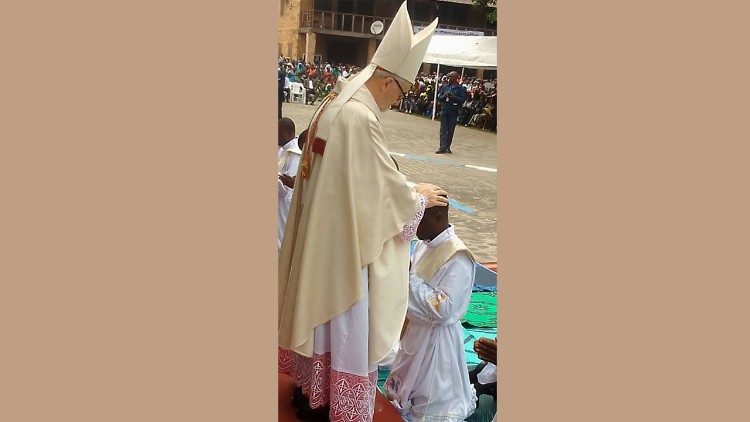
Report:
371,68,410,88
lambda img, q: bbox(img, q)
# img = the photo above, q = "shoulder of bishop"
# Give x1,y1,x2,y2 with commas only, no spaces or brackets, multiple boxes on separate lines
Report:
340,96,377,122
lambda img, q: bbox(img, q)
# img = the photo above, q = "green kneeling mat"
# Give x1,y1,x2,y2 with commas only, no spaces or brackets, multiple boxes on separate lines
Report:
462,292,497,328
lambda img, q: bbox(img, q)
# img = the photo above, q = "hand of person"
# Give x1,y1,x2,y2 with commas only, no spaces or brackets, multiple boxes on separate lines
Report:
414,183,448,208
279,174,295,189
473,337,497,365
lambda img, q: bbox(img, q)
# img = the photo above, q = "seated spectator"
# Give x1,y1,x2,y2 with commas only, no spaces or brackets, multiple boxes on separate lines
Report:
469,337,498,422
282,72,291,103
465,93,488,126
458,93,478,125
467,98,496,130
470,337,497,402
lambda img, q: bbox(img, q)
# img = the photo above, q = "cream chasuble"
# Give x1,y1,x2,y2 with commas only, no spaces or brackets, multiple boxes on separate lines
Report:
278,84,420,365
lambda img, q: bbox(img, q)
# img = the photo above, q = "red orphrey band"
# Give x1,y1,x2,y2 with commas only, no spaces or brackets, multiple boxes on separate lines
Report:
300,91,337,179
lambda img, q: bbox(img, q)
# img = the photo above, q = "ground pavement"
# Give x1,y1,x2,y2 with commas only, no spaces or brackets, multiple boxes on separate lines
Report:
282,101,498,262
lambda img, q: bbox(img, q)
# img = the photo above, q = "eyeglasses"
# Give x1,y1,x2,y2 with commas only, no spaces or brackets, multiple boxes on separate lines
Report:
393,78,408,100
376,66,409,100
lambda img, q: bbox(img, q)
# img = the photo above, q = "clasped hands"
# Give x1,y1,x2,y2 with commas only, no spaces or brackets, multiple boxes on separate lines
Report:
279,173,295,189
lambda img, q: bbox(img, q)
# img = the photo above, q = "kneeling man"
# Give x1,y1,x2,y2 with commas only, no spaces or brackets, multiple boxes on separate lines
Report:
385,196,477,421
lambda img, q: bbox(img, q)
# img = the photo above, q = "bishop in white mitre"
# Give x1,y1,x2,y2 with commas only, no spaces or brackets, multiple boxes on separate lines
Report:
277,3,449,422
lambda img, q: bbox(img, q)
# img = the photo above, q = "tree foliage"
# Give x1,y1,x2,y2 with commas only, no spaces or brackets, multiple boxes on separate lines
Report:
472,0,497,25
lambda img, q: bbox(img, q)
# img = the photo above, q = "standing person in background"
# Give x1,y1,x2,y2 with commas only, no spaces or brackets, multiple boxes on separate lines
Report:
278,118,302,249
436,71,467,154
282,69,292,103
278,62,286,118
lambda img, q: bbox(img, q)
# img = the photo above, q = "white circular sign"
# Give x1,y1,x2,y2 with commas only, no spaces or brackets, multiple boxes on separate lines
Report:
371,21,384,35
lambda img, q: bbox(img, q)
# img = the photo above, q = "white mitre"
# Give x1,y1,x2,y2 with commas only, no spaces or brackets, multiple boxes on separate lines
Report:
370,1,438,83
313,1,438,139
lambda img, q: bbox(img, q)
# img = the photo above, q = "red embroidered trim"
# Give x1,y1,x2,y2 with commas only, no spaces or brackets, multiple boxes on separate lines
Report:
278,348,295,376
294,353,313,393
329,370,378,422
307,353,332,408
279,349,378,422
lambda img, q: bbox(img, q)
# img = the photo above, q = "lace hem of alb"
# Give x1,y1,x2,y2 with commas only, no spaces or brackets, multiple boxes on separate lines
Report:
278,348,378,422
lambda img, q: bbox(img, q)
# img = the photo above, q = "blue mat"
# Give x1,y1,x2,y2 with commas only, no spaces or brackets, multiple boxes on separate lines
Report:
473,263,498,293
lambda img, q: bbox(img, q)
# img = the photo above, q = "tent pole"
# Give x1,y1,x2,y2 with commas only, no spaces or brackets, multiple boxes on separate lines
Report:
460,66,464,83
432,62,440,121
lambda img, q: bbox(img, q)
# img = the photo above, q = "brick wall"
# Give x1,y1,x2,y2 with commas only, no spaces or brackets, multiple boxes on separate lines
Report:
277,0,314,60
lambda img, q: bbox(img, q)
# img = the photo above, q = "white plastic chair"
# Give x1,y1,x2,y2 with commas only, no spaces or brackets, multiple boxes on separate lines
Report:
290,83,305,104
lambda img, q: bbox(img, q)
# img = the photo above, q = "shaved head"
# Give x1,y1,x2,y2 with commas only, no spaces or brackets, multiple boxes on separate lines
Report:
279,117,295,133
416,194,449,241
278,117,296,146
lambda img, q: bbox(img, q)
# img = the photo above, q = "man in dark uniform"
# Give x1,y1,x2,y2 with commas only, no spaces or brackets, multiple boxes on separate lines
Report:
436,71,467,154
278,62,285,119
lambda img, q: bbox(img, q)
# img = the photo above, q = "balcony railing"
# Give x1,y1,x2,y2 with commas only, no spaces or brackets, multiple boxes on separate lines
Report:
300,9,496,37
300,10,392,34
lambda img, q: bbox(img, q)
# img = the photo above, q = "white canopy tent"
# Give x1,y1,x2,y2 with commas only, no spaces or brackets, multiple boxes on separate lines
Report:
423,35,497,69
421,35,497,119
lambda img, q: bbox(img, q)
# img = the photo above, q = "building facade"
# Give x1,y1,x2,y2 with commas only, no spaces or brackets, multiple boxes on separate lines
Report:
278,0,496,68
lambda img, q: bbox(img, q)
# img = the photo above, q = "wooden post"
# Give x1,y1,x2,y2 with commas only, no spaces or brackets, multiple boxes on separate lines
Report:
304,32,317,65
366,38,377,63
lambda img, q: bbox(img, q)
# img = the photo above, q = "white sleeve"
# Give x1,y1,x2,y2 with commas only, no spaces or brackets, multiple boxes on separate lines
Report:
477,362,497,384
278,178,293,200
284,153,301,177
406,252,474,325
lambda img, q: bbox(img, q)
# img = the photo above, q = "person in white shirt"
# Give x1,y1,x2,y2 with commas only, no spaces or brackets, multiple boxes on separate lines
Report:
385,195,477,422
283,71,292,103
277,118,302,249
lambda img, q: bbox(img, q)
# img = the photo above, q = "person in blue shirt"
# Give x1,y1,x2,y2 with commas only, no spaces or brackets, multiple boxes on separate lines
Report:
436,71,467,154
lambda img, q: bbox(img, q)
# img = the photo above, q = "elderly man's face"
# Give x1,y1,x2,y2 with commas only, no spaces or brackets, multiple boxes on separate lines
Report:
385,77,405,108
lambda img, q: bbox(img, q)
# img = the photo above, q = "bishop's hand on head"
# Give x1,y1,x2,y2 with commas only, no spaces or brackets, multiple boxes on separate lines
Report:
414,183,449,208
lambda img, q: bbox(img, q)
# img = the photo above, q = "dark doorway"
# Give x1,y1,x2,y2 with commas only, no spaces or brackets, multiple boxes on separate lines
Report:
355,0,375,15
325,36,367,66
337,0,353,14
332,0,375,15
